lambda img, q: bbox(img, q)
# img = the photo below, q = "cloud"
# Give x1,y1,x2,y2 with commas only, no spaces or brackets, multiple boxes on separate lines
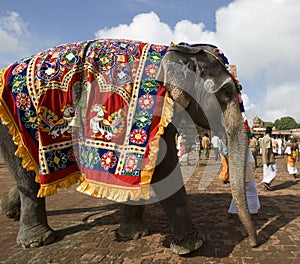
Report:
241,93,256,111
0,12,32,65
95,0,300,123
0,12,54,68
215,0,300,84
1,1,299,124
95,12,215,45
263,82,300,122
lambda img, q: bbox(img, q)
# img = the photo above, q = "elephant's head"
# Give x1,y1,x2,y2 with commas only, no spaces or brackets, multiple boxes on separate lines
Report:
156,42,257,247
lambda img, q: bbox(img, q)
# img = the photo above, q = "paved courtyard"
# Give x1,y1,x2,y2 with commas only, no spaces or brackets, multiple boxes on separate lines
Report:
0,152,299,264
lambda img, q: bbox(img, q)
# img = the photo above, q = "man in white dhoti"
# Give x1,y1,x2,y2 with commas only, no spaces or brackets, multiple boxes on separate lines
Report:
228,149,260,215
277,137,283,155
260,127,277,191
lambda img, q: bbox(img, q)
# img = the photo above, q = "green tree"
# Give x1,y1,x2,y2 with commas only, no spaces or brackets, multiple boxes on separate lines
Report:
264,121,274,128
274,116,300,130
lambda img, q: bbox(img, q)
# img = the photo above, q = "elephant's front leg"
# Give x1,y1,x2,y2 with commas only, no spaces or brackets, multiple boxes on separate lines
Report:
0,123,56,248
151,125,204,255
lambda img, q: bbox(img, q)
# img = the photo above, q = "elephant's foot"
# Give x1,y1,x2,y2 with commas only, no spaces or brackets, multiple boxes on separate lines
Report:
118,222,149,240
170,226,204,255
17,225,56,248
0,186,21,220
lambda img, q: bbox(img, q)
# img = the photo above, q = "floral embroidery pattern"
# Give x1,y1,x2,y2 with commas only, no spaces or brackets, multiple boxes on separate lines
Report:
93,51,116,71
16,93,31,110
84,147,100,169
135,110,152,129
22,110,37,129
79,145,85,164
139,94,154,110
59,50,79,67
125,155,138,173
148,51,163,64
47,150,68,171
12,75,26,93
141,79,159,93
112,64,132,85
36,62,60,81
129,129,147,145
2,39,171,193
12,62,27,75
101,151,117,170
145,64,158,78
152,45,167,53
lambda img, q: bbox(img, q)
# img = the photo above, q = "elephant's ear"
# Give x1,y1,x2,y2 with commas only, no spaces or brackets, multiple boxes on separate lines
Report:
156,44,197,109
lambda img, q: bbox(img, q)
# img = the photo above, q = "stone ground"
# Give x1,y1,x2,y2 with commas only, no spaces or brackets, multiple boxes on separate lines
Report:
0,152,299,264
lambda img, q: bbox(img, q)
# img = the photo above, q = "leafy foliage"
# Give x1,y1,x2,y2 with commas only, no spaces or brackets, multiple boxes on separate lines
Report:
274,116,300,130
264,121,274,128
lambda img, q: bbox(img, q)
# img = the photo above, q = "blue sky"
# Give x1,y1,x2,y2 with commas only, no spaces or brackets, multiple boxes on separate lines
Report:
0,0,231,48
1,0,300,124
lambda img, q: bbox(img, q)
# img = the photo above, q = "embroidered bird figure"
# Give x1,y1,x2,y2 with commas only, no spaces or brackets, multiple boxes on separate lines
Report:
39,105,75,138
90,104,125,140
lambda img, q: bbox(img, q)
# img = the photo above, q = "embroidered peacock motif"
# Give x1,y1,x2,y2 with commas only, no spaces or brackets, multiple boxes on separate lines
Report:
90,104,125,140
38,105,75,138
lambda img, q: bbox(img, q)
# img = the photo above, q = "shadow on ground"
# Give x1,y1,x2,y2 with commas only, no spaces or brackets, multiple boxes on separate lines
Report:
3,191,293,258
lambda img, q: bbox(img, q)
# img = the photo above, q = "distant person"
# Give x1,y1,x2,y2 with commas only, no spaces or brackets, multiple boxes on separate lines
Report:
272,137,278,155
195,135,202,164
277,137,283,155
249,134,259,168
179,135,189,165
201,133,210,159
218,138,229,184
260,127,277,191
176,133,183,159
211,135,221,161
284,136,299,179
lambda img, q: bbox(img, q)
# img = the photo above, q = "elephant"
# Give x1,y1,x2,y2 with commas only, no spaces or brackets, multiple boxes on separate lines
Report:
0,39,257,255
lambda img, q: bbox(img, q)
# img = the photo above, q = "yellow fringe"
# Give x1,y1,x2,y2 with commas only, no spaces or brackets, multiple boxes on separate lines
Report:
77,178,143,202
37,172,83,197
77,92,174,202
1,66,174,201
0,68,39,176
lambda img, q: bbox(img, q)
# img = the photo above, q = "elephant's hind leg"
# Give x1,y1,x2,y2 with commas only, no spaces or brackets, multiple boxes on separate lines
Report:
0,122,56,248
155,180,205,255
151,126,204,255
118,204,149,240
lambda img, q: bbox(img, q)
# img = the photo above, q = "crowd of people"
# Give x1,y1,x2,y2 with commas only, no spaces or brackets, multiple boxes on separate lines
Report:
177,132,225,165
176,129,299,216
177,130,299,179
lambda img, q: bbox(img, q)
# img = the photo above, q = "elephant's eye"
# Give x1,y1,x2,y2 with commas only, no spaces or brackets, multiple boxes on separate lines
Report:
195,63,206,78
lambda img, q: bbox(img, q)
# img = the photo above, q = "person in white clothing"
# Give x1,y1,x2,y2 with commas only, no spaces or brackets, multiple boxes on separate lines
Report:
228,149,260,215
260,127,277,191
277,137,283,155
211,135,221,161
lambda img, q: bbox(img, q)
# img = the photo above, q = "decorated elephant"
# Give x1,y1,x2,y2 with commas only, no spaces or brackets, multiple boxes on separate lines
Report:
0,39,256,255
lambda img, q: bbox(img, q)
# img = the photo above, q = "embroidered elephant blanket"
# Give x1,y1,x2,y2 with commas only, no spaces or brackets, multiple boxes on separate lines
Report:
0,39,174,201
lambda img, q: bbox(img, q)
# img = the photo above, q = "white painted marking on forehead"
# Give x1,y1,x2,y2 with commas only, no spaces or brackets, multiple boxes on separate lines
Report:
204,79,215,93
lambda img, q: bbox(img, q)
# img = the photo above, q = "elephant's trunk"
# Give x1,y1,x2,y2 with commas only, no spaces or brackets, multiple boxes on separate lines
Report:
224,102,257,247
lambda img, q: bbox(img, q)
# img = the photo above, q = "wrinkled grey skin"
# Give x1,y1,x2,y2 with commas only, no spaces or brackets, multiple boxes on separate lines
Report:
0,42,256,254
0,185,20,220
